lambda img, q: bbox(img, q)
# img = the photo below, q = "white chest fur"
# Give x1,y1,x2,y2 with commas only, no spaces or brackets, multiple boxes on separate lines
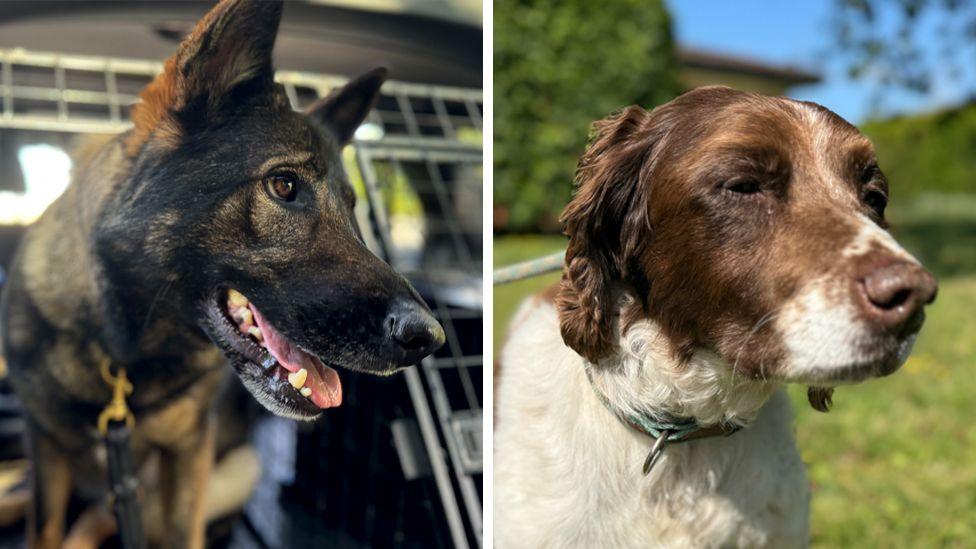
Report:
494,299,810,548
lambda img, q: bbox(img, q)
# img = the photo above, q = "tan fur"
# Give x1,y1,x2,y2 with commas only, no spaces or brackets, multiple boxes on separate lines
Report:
186,420,214,549
140,370,223,449
128,57,183,156
0,443,261,546
63,506,116,549
0,488,28,527
29,436,72,549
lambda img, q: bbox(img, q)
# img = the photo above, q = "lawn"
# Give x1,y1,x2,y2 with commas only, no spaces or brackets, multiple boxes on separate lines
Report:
493,193,976,547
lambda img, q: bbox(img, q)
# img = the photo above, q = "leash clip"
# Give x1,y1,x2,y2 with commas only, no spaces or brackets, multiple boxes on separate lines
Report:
98,361,135,435
642,430,671,475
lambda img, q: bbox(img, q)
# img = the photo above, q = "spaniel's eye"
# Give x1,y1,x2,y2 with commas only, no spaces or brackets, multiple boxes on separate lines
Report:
265,173,298,202
724,179,761,195
861,162,879,184
864,189,887,216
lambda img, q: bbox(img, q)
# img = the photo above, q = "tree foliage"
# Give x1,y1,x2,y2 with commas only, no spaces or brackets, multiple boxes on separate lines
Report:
494,0,679,232
833,0,976,98
862,103,976,196
833,1,976,195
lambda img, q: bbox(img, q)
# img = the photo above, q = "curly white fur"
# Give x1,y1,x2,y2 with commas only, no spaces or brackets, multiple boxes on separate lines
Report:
592,316,777,427
494,298,809,548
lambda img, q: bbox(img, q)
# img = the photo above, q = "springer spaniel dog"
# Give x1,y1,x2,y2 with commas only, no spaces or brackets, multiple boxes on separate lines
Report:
494,87,937,548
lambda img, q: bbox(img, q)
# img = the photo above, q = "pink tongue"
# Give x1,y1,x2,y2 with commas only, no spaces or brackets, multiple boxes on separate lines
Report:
249,305,342,409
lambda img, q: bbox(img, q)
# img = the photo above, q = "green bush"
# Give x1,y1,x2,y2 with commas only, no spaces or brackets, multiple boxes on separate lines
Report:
862,104,976,197
493,0,679,232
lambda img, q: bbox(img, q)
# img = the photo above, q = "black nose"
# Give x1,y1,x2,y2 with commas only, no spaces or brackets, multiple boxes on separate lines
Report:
859,261,938,331
386,299,445,365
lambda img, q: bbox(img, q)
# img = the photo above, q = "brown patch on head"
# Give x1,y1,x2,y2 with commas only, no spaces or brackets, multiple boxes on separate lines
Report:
557,86,914,378
125,0,283,156
127,57,184,156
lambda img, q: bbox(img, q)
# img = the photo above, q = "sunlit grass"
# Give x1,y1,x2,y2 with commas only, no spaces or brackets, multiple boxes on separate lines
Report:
789,274,976,546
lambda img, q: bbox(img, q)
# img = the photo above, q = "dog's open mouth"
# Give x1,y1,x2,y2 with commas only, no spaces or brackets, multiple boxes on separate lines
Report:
225,289,341,408
203,288,341,419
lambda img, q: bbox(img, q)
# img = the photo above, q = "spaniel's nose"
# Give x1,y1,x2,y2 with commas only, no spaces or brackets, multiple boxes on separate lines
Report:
859,261,937,331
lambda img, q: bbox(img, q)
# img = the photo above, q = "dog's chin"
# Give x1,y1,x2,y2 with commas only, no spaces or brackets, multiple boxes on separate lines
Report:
776,331,919,386
226,354,324,421
198,287,399,421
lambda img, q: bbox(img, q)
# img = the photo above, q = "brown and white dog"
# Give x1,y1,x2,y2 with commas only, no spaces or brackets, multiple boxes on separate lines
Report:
494,87,937,548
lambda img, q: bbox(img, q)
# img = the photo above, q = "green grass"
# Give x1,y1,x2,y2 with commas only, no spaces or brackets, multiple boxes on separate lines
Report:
493,193,976,547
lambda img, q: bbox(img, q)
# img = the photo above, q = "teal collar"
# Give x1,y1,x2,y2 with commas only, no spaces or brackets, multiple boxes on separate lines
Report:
585,367,742,474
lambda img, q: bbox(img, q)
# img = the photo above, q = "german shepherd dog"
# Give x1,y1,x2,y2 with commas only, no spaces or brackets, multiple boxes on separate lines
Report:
0,0,445,546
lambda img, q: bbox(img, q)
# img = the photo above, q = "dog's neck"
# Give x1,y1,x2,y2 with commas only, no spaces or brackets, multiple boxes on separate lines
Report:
588,315,779,428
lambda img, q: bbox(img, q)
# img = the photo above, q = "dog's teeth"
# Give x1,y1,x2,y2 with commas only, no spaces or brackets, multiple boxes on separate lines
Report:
288,368,308,389
234,309,253,326
247,326,263,341
300,387,312,398
227,289,248,308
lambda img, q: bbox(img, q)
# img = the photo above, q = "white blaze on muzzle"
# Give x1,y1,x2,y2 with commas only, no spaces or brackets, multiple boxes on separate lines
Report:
775,214,924,383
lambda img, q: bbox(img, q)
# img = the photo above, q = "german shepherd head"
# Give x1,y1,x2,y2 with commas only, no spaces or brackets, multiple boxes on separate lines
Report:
93,0,445,420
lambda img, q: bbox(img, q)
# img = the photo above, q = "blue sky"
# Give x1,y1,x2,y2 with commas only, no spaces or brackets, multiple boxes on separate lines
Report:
665,0,976,123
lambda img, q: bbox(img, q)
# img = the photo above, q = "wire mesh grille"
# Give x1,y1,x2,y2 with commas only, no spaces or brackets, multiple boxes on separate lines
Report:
0,48,483,548
0,49,157,133
354,93,483,548
0,47,484,140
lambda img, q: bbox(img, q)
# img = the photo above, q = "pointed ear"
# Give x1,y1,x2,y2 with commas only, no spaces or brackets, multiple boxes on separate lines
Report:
305,67,387,145
556,106,659,363
127,0,283,155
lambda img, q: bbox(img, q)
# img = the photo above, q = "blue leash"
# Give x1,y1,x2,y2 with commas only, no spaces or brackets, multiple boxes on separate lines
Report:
493,251,565,285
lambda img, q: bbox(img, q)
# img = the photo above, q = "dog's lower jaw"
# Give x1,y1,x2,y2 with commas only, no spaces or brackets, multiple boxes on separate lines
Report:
494,298,808,549
231,359,323,422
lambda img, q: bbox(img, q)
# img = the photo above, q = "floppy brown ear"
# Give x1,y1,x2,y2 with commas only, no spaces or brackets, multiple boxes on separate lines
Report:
556,106,659,363
127,0,283,154
305,67,387,145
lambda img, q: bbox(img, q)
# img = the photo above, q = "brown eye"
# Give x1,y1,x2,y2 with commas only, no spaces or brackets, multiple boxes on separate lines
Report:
265,173,298,202
861,162,879,184
864,189,887,216
724,179,761,195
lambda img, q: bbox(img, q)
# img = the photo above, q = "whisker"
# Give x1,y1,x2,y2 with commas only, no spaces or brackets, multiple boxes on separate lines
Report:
140,278,174,333
732,308,780,376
